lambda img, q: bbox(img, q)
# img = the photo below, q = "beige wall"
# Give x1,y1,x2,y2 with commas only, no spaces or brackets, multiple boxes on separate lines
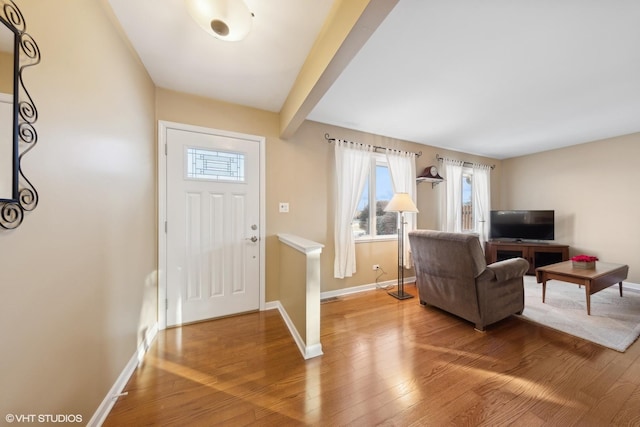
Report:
414,146,504,232
279,243,308,341
0,0,156,419
294,122,503,292
155,88,284,301
155,87,504,298
501,133,640,282
273,120,502,293
0,51,12,94
156,88,504,298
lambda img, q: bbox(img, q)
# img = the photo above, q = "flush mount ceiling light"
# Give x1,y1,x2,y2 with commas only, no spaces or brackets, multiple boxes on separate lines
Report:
185,0,253,42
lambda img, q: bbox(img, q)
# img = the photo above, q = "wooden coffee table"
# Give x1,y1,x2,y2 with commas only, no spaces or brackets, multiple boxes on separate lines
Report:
535,261,629,315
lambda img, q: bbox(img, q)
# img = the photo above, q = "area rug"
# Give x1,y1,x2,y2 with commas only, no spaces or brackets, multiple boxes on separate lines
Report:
518,276,640,352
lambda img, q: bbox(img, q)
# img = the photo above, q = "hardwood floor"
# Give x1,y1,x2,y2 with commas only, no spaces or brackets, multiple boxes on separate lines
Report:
104,284,640,426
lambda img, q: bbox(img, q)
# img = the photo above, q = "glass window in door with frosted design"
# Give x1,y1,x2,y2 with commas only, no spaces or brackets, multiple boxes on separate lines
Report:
186,147,245,182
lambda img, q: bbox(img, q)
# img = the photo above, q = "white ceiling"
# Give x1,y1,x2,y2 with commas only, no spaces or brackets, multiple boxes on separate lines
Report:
107,0,335,112
108,0,640,160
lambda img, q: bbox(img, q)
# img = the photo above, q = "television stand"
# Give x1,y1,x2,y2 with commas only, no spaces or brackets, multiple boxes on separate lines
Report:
485,241,569,275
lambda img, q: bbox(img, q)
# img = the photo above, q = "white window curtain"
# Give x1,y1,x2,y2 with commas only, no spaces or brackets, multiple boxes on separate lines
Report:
334,140,372,279
440,158,464,232
386,149,417,268
472,164,491,245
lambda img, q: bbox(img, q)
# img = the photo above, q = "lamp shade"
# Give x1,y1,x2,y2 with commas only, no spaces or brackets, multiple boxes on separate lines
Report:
384,193,418,213
185,0,253,41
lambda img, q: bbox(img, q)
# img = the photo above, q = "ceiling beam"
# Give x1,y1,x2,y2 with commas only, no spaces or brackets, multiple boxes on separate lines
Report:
279,0,398,139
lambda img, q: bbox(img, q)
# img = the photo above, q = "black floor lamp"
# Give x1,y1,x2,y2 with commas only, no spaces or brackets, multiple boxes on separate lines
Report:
384,192,419,300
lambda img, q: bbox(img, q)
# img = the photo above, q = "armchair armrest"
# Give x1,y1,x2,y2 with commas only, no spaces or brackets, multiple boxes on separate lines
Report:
483,258,529,282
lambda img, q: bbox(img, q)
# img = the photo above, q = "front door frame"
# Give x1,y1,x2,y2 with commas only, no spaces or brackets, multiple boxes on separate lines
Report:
157,120,266,330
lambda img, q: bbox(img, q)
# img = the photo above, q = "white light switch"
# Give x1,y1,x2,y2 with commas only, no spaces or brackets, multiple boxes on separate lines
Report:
279,202,289,213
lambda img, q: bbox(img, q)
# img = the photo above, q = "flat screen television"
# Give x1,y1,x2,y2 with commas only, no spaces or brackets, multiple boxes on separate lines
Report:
490,210,555,241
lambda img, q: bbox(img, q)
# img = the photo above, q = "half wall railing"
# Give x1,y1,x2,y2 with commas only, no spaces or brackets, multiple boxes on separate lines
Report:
275,234,324,359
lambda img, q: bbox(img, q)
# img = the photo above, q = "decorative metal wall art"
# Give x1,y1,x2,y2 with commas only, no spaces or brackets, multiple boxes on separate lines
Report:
0,0,40,229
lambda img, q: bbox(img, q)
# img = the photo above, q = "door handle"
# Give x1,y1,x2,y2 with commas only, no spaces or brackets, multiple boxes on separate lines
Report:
246,236,258,243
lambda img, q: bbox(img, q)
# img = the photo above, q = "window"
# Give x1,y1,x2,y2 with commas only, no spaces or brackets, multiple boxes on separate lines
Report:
441,158,490,239
462,168,473,231
352,155,397,240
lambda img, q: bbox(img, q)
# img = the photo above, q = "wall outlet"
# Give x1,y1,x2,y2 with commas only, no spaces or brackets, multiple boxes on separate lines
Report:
279,202,289,213
372,264,380,270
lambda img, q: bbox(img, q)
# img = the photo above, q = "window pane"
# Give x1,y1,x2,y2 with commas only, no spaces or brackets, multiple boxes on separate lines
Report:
352,177,370,237
376,165,397,235
186,148,245,182
462,172,473,231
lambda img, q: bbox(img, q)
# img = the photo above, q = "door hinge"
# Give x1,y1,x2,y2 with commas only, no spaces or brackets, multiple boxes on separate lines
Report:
165,143,167,155
165,221,167,233
165,299,168,310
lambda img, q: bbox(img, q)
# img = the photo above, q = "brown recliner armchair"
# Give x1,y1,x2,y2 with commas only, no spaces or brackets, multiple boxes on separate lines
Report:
408,230,529,331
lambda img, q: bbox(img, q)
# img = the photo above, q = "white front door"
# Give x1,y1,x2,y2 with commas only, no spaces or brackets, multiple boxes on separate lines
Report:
164,126,261,326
